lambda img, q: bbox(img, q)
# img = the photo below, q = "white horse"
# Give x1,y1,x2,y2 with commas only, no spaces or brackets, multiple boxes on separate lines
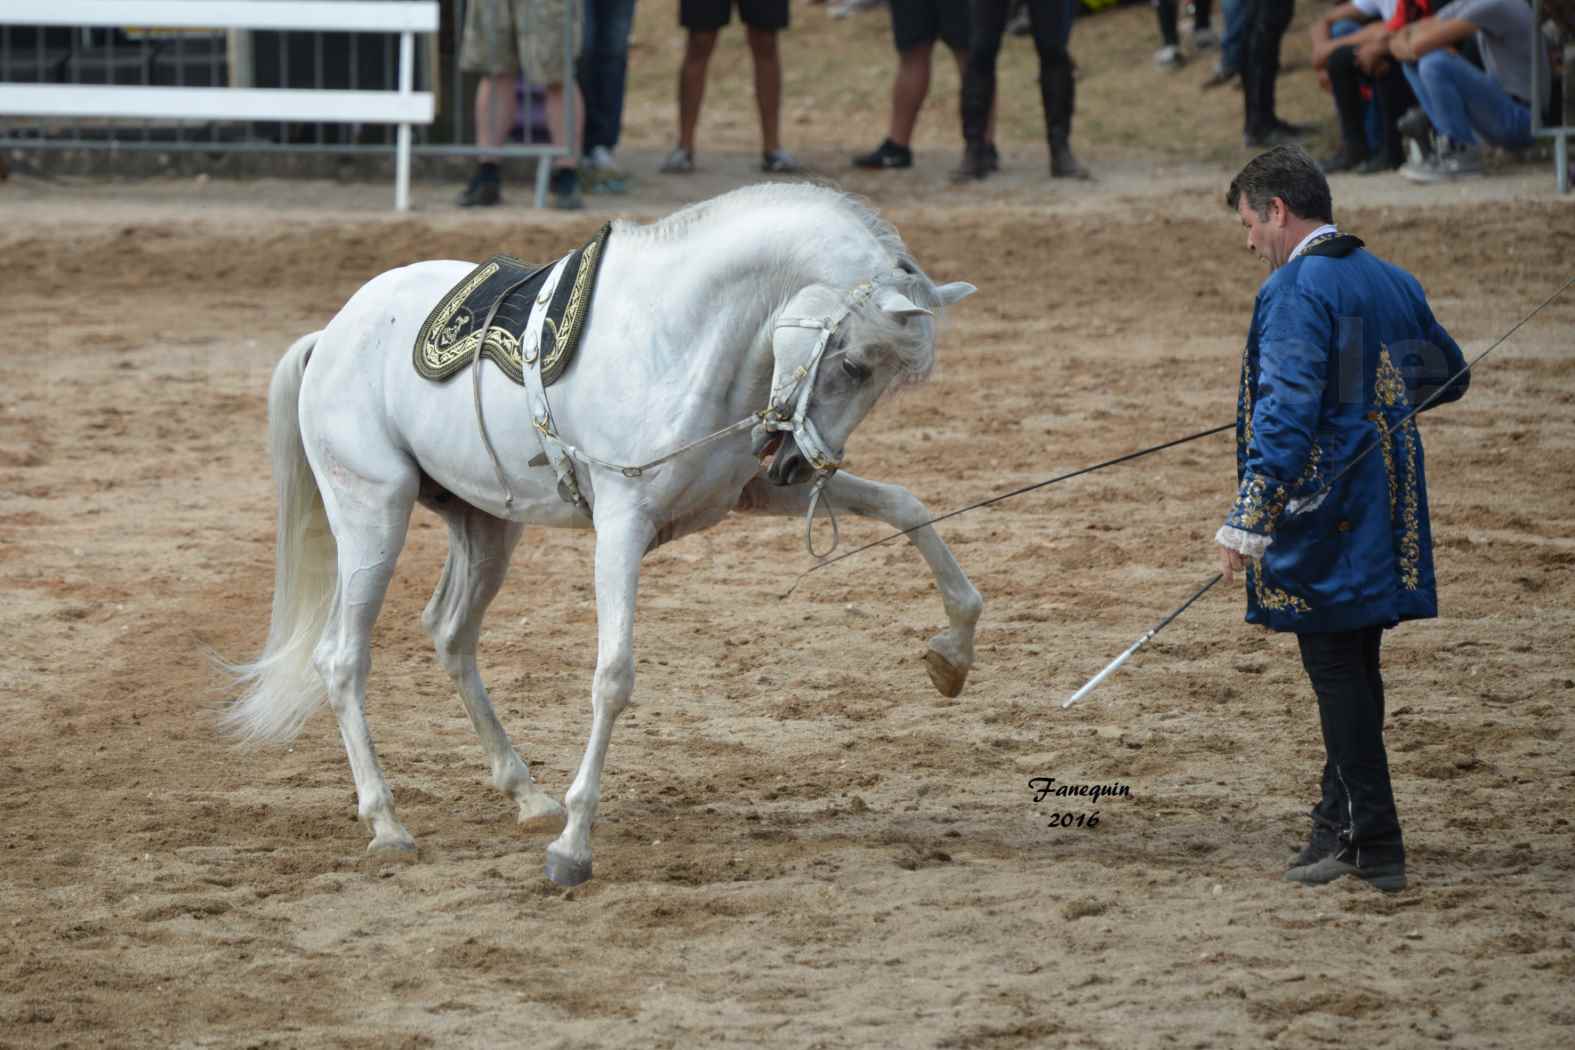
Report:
224,183,980,886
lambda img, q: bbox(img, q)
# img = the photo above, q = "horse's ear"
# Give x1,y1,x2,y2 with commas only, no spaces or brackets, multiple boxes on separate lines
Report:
875,287,932,319
933,282,977,306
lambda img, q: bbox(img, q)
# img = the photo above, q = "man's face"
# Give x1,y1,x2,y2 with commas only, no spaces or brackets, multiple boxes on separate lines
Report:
1236,196,1290,270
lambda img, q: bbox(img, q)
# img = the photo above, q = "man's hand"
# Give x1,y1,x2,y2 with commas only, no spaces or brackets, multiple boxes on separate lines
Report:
1357,36,1393,74
1318,69,1333,94
1218,543,1247,585
1387,29,1417,64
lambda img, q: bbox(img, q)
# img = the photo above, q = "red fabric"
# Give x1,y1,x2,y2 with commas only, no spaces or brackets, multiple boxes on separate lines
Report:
1384,0,1431,32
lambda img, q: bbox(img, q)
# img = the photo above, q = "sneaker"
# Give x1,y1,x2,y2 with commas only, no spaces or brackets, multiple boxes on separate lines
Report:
549,167,584,211
1289,820,1342,869
456,169,501,207
761,149,804,174
660,146,694,174
1396,105,1433,146
1284,854,1407,892
583,145,627,194
1007,5,1031,34
1154,45,1186,69
1201,65,1238,90
852,138,913,169
1402,138,1484,183
1191,26,1219,48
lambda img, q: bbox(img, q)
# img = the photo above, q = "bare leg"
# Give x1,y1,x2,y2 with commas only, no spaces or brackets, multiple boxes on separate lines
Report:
889,44,934,146
738,472,983,696
677,31,717,152
746,26,783,154
312,470,419,852
475,72,518,160
544,503,655,886
422,503,564,826
542,81,585,172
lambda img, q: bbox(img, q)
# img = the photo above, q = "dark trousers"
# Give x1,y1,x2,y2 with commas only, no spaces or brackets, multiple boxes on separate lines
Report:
1327,44,1415,166
1242,0,1295,137
1298,627,1405,866
1157,0,1212,48
963,0,1075,147
576,0,636,153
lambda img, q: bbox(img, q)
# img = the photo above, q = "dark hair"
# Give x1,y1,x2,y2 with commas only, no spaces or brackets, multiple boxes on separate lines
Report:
1226,145,1334,224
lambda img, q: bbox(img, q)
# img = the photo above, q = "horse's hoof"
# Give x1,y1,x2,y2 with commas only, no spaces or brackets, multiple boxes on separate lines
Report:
544,848,593,888
518,794,567,832
367,833,418,858
924,648,968,698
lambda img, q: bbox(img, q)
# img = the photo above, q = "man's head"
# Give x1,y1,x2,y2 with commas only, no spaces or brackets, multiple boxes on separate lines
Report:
1226,145,1334,270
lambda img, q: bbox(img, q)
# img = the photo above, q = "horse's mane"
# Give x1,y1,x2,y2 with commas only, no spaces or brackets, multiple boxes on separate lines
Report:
611,184,941,382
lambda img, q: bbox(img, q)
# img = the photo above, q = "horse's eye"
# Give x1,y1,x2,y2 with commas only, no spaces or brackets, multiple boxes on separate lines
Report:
841,357,869,382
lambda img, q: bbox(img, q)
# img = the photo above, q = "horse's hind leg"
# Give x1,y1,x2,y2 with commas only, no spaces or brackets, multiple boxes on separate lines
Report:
738,471,983,697
421,499,564,826
312,463,420,852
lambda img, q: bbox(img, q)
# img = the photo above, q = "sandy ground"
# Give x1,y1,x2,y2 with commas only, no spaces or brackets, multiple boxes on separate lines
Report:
4,3,1575,1048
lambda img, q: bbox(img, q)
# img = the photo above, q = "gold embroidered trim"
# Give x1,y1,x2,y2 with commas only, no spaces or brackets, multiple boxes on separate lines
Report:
1371,410,1397,518
1398,419,1422,590
1375,343,1407,408
1249,561,1312,614
1229,472,1289,533
540,229,605,384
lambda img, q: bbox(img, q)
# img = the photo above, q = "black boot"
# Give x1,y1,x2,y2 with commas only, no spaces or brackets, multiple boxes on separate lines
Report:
951,141,992,182
1050,136,1090,179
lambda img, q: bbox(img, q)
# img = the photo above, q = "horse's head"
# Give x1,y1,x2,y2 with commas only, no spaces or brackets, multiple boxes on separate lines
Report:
755,273,975,486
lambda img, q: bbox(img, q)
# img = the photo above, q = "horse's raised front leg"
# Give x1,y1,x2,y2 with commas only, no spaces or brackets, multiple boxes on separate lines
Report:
544,503,654,887
739,471,983,697
312,471,419,853
422,502,565,827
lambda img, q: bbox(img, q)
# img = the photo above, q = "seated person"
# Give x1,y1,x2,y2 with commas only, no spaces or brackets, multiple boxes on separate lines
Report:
1310,0,1429,172
1389,0,1548,181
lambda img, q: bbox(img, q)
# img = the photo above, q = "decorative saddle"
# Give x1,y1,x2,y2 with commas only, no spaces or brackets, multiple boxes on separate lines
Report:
413,222,612,387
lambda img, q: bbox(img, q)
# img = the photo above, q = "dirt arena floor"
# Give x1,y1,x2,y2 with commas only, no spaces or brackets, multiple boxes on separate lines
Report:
4,5,1575,1049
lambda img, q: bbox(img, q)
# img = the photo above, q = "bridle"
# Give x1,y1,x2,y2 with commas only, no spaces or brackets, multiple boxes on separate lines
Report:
475,272,912,559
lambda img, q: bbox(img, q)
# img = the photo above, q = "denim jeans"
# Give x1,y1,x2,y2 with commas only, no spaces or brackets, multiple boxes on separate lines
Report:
577,0,636,153
1403,48,1533,149
1219,0,1249,74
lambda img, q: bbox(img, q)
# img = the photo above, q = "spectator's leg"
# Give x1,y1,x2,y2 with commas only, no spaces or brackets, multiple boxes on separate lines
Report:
1406,50,1486,145
890,43,936,147
476,73,519,157
1157,0,1181,50
1194,0,1213,32
1219,0,1248,75
677,30,718,153
579,0,635,153
1327,45,1369,159
745,26,784,155
1373,60,1416,167
1025,0,1075,142
1242,0,1295,139
1428,50,1535,149
961,0,1009,151
542,82,585,172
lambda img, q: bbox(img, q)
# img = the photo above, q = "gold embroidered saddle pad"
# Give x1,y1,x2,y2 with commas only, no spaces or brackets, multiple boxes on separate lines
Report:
413,222,611,387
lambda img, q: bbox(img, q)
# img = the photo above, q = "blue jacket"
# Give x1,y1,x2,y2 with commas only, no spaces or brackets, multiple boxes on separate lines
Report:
1226,237,1469,633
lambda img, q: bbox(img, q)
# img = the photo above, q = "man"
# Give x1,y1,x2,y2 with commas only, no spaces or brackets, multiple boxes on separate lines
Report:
1389,0,1547,181
956,0,1087,180
1309,0,1425,173
456,0,585,210
1217,146,1468,892
662,0,802,174
852,0,996,172
1241,0,1311,146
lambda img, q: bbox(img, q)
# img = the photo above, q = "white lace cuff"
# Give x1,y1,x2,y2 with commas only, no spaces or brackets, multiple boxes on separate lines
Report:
1215,524,1272,560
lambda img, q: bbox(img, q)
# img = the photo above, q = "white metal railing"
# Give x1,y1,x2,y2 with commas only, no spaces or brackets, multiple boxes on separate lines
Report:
0,1,437,209
1532,0,1572,193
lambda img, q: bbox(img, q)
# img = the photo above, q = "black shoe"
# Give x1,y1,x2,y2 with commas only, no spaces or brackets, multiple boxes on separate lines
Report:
457,171,501,207
1201,67,1238,90
852,138,913,170
951,144,991,181
985,142,1001,172
1396,106,1433,145
1358,153,1401,175
1050,139,1091,180
1284,854,1407,892
549,167,583,211
1244,123,1309,148
1289,821,1342,868
1319,145,1369,174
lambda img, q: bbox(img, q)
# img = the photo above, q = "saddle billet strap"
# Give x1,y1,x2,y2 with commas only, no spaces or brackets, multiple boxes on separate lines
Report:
518,255,592,515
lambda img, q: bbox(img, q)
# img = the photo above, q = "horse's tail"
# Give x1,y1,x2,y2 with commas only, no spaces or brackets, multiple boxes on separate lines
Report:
219,331,336,745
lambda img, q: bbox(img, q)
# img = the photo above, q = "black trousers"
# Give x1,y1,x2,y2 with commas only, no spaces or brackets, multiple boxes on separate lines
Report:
963,0,1075,147
1327,44,1416,166
1298,626,1405,866
1156,0,1212,48
1242,0,1295,137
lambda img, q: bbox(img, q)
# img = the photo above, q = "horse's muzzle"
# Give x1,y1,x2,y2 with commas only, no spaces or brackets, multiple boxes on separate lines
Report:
766,435,812,486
